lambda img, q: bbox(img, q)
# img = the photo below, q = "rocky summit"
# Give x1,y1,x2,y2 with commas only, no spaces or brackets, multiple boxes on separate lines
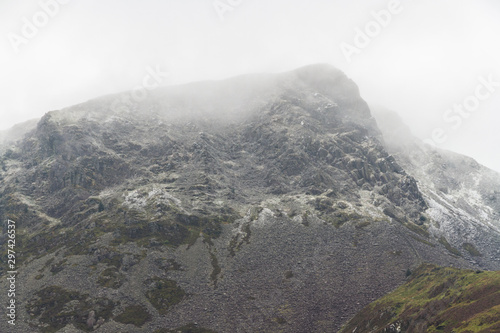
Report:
0,64,499,333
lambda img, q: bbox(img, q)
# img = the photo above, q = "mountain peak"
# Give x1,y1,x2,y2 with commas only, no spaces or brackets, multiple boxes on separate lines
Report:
292,63,344,80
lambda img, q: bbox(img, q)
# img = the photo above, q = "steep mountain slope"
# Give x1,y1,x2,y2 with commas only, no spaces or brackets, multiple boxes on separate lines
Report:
339,264,500,333
0,118,39,154
0,64,499,333
373,108,500,269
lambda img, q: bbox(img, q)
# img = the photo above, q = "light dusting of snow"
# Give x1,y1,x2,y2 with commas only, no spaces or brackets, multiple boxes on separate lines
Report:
253,208,275,227
123,190,148,211
121,186,184,212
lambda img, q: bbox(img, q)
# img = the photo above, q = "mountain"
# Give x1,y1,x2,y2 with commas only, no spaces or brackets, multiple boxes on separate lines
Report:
0,64,499,333
339,263,500,333
372,108,500,268
0,118,39,153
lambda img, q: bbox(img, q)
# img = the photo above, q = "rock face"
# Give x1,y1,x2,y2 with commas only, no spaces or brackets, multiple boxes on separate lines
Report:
373,108,500,269
0,64,499,333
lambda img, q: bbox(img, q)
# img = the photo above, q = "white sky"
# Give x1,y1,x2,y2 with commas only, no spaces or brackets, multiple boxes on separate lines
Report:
1,0,500,171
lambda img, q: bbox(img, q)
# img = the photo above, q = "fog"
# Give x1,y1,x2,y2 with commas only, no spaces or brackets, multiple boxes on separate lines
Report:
1,0,500,171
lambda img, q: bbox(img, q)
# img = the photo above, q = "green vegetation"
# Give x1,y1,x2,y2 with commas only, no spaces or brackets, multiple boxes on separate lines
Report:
355,221,371,229
97,267,125,289
114,305,151,327
339,264,500,333
26,286,116,333
312,198,363,228
313,197,335,214
18,224,103,263
301,211,310,226
409,234,436,247
110,219,192,247
49,259,68,274
249,206,264,221
405,221,430,238
323,211,362,228
16,200,240,264
154,258,183,271
145,278,186,314
439,236,462,257
99,252,123,269
209,250,221,288
110,212,239,248
463,242,482,257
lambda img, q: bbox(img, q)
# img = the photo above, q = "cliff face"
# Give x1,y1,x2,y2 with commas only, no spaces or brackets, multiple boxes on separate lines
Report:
0,64,499,333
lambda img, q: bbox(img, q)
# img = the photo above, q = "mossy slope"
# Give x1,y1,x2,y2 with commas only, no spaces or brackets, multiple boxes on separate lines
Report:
339,264,500,333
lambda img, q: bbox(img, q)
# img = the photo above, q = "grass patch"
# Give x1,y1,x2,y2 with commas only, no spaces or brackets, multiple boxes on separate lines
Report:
26,286,116,333
323,211,362,228
110,212,240,248
114,305,151,327
301,211,310,226
145,278,186,315
405,222,430,238
355,221,371,229
17,226,96,264
409,234,436,247
463,242,482,257
49,259,68,274
339,264,500,333
110,220,192,247
98,252,123,269
439,236,462,257
97,267,125,289
210,250,221,288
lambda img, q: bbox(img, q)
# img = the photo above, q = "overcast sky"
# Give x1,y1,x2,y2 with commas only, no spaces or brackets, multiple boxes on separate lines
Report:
1,0,500,171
